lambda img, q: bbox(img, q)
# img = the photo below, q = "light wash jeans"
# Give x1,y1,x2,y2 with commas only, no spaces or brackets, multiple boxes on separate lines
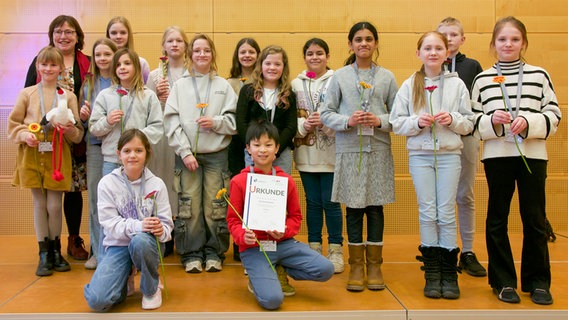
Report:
175,149,230,265
84,232,161,312
87,144,103,258
456,135,479,252
241,238,334,310
299,171,343,245
244,147,292,175
409,153,461,249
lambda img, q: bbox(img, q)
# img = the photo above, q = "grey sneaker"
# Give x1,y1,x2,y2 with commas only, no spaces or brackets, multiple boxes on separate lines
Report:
309,242,322,254
84,255,97,270
328,244,345,273
185,260,203,273
205,259,222,272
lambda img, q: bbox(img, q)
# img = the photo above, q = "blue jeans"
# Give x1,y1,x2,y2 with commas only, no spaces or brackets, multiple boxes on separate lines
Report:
245,147,292,175
299,171,343,244
102,161,120,176
345,206,384,244
84,233,161,312
409,154,461,249
241,238,334,310
175,149,230,264
87,144,103,258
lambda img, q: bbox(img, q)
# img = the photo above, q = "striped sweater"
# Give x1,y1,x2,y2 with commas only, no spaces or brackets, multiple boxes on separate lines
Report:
471,60,561,161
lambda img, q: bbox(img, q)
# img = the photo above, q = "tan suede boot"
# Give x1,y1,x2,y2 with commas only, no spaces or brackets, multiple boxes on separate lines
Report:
366,244,385,290
346,244,365,291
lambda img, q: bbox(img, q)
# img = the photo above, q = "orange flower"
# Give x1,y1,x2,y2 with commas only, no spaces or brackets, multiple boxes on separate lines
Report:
196,103,208,109
493,76,506,84
359,81,372,89
239,77,248,82
28,123,41,133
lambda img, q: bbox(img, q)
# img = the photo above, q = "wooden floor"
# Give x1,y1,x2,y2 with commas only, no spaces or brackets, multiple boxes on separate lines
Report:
0,233,567,320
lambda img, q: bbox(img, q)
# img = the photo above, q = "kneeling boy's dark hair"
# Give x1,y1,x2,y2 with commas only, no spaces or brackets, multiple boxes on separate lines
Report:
245,119,280,145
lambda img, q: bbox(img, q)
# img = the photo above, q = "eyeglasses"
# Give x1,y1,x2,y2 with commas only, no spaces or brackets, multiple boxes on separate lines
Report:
53,29,76,37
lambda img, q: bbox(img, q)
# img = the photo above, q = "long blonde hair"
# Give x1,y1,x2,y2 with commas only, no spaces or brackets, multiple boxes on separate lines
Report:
412,31,448,113
80,38,118,103
251,45,292,110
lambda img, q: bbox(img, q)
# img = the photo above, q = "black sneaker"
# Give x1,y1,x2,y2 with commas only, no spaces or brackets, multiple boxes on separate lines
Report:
459,251,487,277
531,288,553,305
493,287,520,303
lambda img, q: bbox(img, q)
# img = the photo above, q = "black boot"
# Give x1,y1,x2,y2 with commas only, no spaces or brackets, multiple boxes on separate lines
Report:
50,237,71,272
233,242,241,262
36,238,53,276
416,246,441,298
440,247,461,299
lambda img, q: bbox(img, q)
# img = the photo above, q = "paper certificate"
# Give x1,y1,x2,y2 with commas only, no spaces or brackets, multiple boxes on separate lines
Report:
243,173,288,232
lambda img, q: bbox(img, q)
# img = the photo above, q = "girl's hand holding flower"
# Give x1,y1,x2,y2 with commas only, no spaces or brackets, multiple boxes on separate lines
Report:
26,132,40,147
349,110,366,127
362,111,380,127
107,109,124,125
418,113,435,128
156,78,170,103
80,101,91,122
196,116,214,129
434,111,452,126
510,116,527,135
143,217,164,237
491,109,512,125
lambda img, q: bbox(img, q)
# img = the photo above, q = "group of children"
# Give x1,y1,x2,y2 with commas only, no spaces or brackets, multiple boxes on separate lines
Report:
7,14,560,312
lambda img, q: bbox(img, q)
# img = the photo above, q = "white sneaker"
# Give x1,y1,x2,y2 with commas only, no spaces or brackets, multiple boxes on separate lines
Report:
205,259,222,272
84,255,97,270
328,244,345,274
142,287,162,310
184,260,202,273
309,242,323,254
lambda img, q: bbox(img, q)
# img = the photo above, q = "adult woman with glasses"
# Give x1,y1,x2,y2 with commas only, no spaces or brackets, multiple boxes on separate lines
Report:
24,15,91,262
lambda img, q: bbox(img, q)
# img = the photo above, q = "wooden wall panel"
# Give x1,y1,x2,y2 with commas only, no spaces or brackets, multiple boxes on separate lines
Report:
497,0,568,32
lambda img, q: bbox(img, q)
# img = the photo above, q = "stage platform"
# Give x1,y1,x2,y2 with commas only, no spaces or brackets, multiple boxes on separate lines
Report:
0,233,566,319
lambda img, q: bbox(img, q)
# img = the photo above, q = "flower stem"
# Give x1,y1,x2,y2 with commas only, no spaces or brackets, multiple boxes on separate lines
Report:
513,136,532,174
223,194,276,273
155,235,169,298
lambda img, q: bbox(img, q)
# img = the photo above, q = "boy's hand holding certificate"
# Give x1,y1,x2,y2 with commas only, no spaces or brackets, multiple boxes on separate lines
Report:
243,173,288,232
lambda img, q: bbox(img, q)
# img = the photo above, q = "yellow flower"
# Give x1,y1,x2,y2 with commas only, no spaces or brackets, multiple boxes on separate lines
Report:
359,81,372,89
216,188,227,200
196,103,208,109
493,76,506,84
28,123,41,133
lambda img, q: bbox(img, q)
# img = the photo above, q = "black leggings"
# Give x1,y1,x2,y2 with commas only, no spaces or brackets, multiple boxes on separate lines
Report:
64,191,83,235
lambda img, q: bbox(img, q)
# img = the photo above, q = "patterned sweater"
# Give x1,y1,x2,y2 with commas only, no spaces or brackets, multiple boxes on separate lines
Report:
471,60,561,161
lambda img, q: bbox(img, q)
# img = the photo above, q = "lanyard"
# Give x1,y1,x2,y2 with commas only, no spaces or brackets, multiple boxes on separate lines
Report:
301,76,329,113
261,88,279,123
250,165,276,175
495,62,523,119
191,74,213,108
353,62,377,104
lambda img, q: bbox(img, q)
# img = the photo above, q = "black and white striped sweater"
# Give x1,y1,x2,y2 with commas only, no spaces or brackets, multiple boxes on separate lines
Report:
471,60,561,161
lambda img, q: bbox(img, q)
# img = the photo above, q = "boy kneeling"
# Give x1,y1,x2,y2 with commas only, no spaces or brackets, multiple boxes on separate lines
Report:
227,120,334,310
